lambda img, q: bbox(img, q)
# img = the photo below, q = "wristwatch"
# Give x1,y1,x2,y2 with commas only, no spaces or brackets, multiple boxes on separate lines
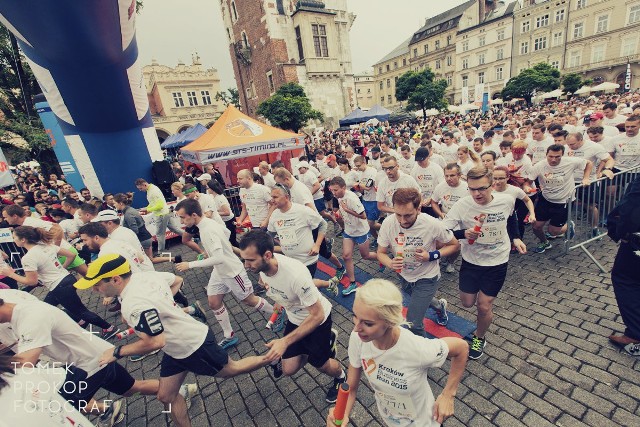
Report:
113,346,124,359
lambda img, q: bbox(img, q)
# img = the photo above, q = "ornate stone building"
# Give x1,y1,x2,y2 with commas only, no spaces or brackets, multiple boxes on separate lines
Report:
143,57,223,142
220,0,356,128
354,72,375,109
563,0,640,88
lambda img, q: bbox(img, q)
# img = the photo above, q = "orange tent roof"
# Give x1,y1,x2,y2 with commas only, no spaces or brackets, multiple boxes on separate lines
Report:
180,105,304,164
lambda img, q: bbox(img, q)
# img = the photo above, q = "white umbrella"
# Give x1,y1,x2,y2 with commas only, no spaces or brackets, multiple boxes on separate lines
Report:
591,82,620,91
543,89,563,98
425,108,439,116
461,103,479,111
490,98,503,105
447,105,460,112
573,85,592,95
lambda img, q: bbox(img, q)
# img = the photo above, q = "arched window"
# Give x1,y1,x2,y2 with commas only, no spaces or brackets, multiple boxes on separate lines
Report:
231,1,238,21
241,31,249,49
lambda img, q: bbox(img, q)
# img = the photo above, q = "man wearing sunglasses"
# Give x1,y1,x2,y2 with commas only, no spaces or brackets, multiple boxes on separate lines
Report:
443,166,527,360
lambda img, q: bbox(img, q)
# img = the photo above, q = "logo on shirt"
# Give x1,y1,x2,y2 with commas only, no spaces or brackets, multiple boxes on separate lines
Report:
362,358,377,375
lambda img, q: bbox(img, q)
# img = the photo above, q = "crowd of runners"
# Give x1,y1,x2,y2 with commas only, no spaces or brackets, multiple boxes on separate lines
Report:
0,92,639,427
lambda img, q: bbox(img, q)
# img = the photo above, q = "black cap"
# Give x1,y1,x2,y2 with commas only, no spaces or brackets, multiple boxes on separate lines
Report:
371,146,381,153
415,147,430,161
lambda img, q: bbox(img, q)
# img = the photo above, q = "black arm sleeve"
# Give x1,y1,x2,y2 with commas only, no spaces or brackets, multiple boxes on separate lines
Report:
452,229,466,240
507,212,520,241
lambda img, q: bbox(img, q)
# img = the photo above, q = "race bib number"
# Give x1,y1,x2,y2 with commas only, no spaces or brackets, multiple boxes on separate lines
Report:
544,174,564,187
402,247,419,271
620,143,640,156
278,230,297,250
476,224,504,245
376,391,417,422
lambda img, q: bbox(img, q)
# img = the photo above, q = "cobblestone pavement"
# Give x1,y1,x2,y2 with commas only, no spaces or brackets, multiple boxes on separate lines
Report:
70,228,640,427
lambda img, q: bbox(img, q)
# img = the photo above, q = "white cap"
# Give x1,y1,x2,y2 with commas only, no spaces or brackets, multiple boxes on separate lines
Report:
297,161,310,170
91,210,119,222
197,173,212,181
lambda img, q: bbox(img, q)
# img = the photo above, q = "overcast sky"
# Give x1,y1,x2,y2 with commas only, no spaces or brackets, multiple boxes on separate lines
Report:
136,0,468,90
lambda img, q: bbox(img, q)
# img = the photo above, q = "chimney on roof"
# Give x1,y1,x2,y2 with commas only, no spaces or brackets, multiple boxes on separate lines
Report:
479,0,496,21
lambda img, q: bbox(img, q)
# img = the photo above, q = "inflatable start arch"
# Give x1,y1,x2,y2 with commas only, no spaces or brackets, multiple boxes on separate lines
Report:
0,0,163,198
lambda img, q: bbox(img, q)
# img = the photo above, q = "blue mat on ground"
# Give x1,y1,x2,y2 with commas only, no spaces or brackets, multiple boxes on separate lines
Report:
315,256,477,339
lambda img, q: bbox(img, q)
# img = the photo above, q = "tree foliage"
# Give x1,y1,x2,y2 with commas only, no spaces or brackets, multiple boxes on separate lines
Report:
395,69,448,120
0,23,59,171
562,73,593,97
257,83,323,132
215,88,241,109
502,63,561,105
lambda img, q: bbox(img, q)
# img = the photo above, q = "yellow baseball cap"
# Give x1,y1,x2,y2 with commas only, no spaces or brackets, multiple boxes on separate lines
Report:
75,254,131,289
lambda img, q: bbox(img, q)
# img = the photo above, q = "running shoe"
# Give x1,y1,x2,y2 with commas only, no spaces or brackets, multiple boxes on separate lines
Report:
545,231,564,240
342,282,358,296
196,253,205,261
623,343,640,357
179,383,199,409
218,334,239,349
434,299,449,326
591,228,603,238
101,326,120,341
329,328,338,359
444,263,455,273
568,220,576,240
327,277,340,296
336,230,343,238
335,266,346,281
129,349,160,362
370,240,378,250
532,241,552,253
96,399,123,427
468,335,486,360
272,307,287,333
190,301,207,323
270,358,283,379
326,373,347,403
378,263,386,273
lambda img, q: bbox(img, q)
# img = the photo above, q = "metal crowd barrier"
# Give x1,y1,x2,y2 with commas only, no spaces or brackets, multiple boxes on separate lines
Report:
561,165,640,272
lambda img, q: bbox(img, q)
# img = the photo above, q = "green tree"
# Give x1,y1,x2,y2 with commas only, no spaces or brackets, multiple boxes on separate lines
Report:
502,62,561,105
395,69,448,120
0,23,59,172
257,83,323,132
215,88,241,109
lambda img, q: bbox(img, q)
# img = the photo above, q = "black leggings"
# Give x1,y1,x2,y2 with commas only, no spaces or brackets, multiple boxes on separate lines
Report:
224,218,239,247
44,275,111,329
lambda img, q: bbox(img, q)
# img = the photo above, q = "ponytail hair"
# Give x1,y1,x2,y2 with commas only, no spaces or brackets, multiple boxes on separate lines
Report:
14,225,52,245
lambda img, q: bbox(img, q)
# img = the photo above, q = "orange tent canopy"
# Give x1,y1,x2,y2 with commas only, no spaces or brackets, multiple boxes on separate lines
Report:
180,105,304,165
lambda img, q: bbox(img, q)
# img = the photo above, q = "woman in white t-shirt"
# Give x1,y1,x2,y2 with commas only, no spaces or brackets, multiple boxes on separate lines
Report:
326,279,469,427
0,226,117,337
171,182,186,203
457,146,481,178
207,180,238,246
492,167,536,240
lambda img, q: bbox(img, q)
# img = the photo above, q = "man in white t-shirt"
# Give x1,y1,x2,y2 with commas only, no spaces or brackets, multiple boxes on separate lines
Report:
526,124,554,165
378,188,459,335
273,167,316,210
526,144,592,253
431,164,469,219
397,145,416,174
603,102,627,127
237,169,274,229
443,166,527,360
353,155,380,241
76,254,267,427
380,140,398,160
328,177,378,296
267,185,345,294
411,146,444,217
440,132,460,164
609,115,640,171
174,199,282,349
376,155,421,215
566,133,615,236
135,178,174,252
239,231,347,404
258,161,277,189
297,161,326,214
0,296,165,418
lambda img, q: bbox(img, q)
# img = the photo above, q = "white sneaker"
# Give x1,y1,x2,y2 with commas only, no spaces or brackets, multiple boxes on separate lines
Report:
444,263,455,274
179,383,199,409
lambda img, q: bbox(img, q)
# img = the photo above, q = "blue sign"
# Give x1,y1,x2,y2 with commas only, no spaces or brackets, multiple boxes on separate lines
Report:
35,101,85,191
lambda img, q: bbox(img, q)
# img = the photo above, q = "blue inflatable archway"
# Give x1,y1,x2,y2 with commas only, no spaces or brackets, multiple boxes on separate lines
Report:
0,0,163,199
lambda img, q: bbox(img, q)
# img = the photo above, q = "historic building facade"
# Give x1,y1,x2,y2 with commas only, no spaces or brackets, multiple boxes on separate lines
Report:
219,0,355,127
354,72,375,109
563,0,640,88
143,57,223,142
455,1,516,103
